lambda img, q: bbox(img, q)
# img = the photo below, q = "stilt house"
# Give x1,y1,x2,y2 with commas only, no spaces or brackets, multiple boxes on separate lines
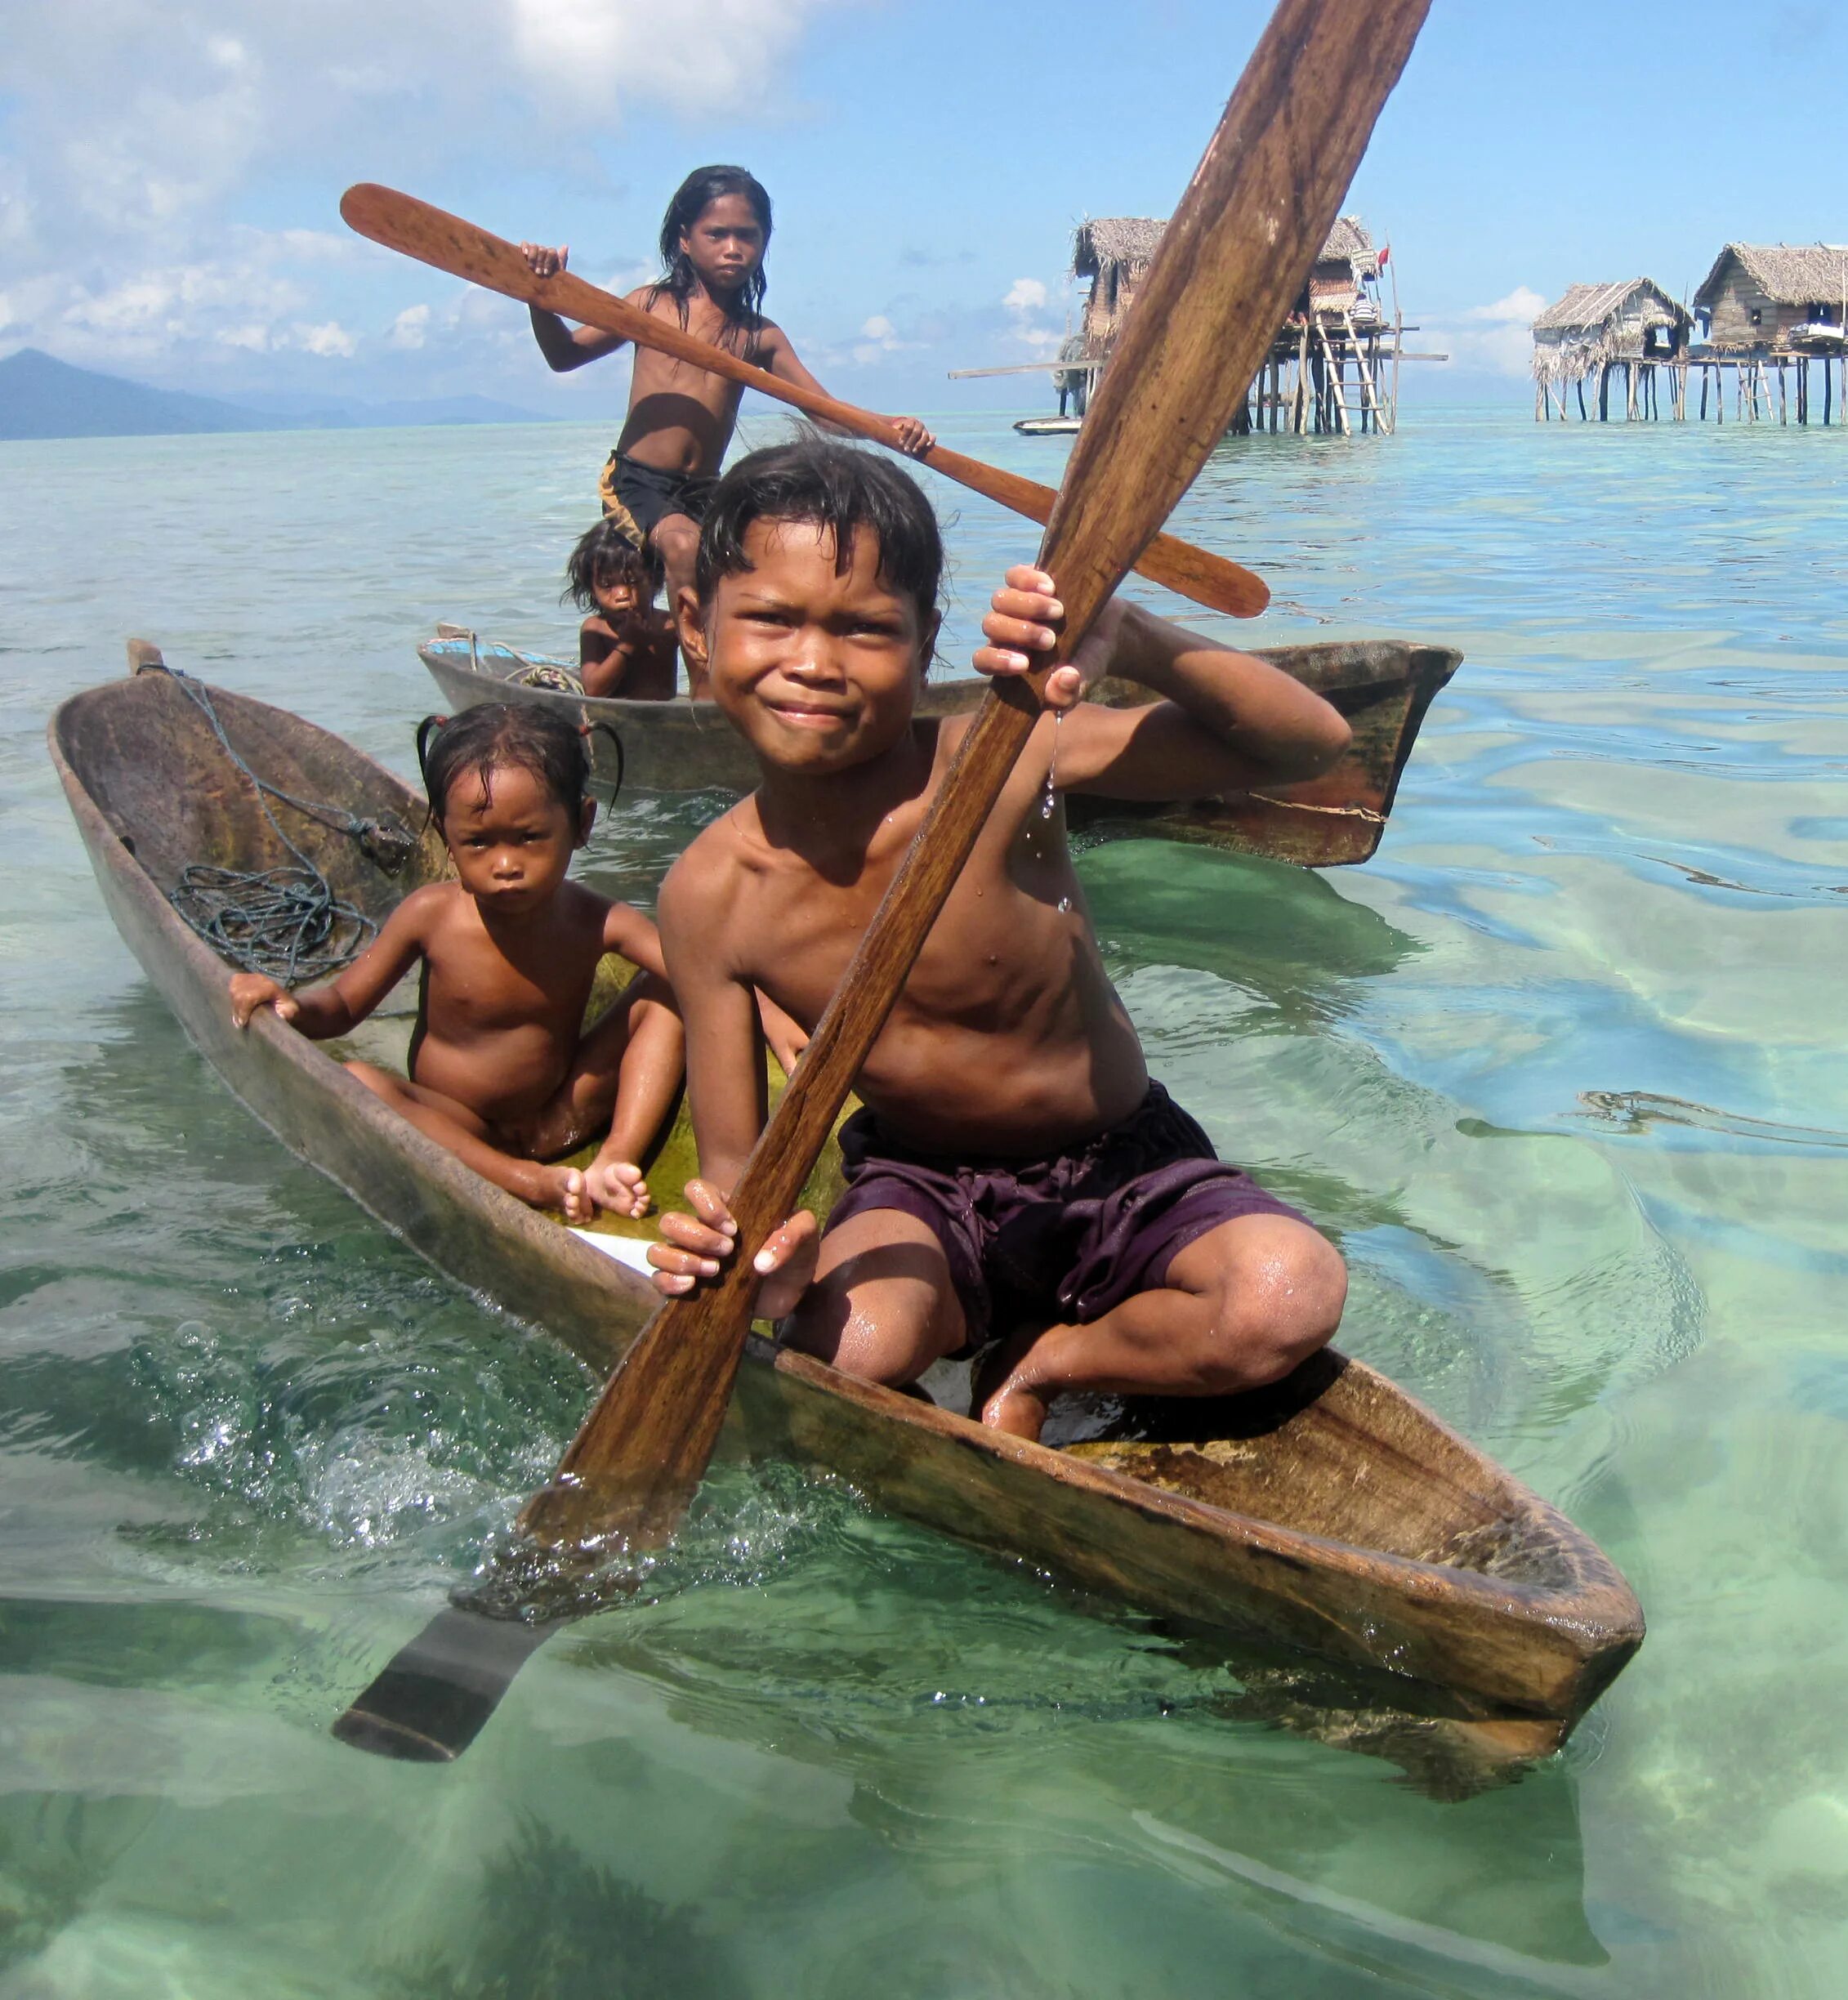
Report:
1068,213,1401,433
1530,280,1690,418
1693,244,1848,351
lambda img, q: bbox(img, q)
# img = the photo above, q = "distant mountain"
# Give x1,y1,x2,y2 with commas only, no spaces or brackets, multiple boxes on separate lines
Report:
0,348,552,440
0,348,271,440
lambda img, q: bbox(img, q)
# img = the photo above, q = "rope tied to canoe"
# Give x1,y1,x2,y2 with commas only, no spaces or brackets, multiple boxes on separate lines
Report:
514,662,586,695
160,671,416,983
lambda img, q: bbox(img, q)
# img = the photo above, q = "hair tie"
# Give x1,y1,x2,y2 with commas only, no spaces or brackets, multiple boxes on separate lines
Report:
583,720,625,805
414,714,451,794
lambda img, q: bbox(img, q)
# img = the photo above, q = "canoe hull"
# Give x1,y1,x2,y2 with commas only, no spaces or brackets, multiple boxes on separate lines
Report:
419,632,1462,868
51,664,1639,1787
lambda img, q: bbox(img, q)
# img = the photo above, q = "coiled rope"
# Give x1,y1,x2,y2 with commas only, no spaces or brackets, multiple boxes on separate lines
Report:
515,662,586,695
163,672,413,983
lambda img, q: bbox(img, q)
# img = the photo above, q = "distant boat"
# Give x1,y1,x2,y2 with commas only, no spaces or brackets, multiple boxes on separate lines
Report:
1014,415,1084,436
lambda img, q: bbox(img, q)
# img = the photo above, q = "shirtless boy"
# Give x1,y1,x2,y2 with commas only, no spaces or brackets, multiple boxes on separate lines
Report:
230,704,683,1222
645,440,1355,1442
521,163,935,691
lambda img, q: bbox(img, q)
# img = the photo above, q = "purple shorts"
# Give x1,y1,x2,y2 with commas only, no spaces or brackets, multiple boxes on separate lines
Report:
825,1082,1309,1349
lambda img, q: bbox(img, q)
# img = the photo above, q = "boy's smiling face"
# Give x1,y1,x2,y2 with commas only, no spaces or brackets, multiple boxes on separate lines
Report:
687,517,936,776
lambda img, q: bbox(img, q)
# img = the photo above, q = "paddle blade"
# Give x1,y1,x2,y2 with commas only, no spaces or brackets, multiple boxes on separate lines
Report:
1041,0,1431,639
333,1606,554,1761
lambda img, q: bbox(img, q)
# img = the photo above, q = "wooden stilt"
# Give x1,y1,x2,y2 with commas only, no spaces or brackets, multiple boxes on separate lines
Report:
1779,360,1788,424
1827,355,1834,426
1699,366,1708,422
1576,374,1588,421
1626,362,1637,421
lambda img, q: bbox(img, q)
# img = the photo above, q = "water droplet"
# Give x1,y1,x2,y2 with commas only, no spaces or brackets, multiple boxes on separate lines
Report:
1038,707,1064,819
1056,896,1071,913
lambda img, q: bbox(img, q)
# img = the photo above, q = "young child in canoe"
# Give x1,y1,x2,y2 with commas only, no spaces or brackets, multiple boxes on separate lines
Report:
228,703,684,1223
564,517,678,699
520,163,935,685
645,439,1355,1441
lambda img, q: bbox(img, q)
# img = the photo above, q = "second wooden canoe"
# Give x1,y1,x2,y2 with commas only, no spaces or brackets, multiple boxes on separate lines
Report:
418,627,1462,868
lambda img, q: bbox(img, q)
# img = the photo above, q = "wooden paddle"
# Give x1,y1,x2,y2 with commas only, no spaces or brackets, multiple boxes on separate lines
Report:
339,181,1270,623
334,0,1429,1760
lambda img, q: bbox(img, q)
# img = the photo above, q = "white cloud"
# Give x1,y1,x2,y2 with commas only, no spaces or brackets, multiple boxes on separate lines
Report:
1426,285,1550,377
297,320,357,358
0,1,838,379
389,303,431,350
849,310,923,365
1466,285,1547,325
999,273,1062,356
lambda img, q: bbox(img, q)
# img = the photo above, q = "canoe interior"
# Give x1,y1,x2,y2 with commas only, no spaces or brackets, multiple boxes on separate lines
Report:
62,665,450,920
420,630,1462,868
51,661,1640,1792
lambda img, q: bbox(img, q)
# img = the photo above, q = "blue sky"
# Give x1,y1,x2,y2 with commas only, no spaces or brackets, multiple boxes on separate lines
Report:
2,1,1841,413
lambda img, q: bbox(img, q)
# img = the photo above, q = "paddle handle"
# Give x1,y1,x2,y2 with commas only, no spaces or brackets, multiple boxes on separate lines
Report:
337,184,1267,622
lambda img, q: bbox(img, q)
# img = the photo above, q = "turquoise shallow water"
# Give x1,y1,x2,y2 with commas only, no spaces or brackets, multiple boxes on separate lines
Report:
2,406,1846,1996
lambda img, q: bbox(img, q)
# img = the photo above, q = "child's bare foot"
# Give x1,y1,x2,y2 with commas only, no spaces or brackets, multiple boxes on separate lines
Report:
534,1163,598,1224
980,1376,1053,1442
973,1328,1055,1442
585,1154,651,1218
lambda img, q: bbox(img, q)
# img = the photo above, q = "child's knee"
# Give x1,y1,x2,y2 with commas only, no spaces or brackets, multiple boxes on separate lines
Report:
626,970,681,1021
1194,1217,1346,1381
344,1059,397,1103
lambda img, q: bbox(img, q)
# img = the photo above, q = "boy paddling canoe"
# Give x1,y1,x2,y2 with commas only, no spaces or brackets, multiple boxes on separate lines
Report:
646,439,1353,1441
522,165,934,689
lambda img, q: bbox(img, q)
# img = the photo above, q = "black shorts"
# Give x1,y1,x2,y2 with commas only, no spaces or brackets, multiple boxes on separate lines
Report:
599,452,719,549
824,1083,1309,1348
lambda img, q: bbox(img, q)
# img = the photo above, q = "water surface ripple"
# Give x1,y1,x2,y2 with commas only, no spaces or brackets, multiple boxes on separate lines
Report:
2,407,1845,1998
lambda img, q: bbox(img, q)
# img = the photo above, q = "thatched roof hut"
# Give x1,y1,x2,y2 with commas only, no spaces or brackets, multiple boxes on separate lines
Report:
1070,218,1166,349
1531,279,1690,387
1694,243,1848,350
1072,213,1380,350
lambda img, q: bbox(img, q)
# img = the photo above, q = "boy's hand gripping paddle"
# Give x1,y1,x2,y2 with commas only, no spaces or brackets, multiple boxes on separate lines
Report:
334,0,1431,1761
339,182,1270,623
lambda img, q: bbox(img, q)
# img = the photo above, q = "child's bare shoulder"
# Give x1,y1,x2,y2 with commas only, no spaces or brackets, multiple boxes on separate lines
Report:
396,879,466,931
659,808,750,935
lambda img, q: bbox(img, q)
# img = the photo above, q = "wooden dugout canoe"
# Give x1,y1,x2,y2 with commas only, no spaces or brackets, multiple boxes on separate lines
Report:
50,654,1641,1792
418,627,1462,869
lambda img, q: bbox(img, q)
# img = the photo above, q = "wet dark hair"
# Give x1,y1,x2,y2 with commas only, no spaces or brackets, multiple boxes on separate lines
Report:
563,516,661,612
695,436,944,641
416,703,596,828
651,164,771,336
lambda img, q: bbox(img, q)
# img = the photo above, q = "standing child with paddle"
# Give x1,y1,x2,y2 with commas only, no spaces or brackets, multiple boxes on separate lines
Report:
646,440,1354,1441
521,165,935,690
227,705,684,1222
